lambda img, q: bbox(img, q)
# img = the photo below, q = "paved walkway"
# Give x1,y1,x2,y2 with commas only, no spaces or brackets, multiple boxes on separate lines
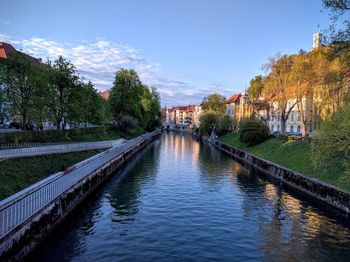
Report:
0,139,126,159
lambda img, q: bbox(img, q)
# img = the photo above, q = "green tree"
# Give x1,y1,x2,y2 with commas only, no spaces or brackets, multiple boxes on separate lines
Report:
49,56,80,129
248,75,264,101
109,69,143,122
311,107,350,175
0,52,47,128
202,93,226,114
199,112,220,136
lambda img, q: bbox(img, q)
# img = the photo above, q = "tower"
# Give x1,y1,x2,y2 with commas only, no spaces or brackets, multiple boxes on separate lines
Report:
313,25,322,49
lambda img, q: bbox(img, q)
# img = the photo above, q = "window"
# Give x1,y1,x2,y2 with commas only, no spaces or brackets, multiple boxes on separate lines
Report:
277,125,280,131
271,125,274,131
291,112,294,121
297,126,300,133
290,125,294,133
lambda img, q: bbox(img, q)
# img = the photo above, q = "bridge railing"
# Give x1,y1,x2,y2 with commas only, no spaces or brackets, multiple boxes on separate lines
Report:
0,130,160,241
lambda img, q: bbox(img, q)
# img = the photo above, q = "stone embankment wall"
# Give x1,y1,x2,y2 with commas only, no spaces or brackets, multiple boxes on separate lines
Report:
206,138,350,214
0,132,160,261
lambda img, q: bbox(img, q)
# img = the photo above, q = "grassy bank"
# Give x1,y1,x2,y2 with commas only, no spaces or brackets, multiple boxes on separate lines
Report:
218,133,349,192
0,149,105,200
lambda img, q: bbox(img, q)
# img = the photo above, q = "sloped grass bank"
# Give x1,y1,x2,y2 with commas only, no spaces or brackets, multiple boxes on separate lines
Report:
218,133,348,192
0,150,105,200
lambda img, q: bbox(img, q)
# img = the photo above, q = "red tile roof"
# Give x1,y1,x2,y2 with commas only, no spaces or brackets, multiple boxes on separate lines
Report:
226,93,241,104
0,42,17,59
99,89,110,100
168,104,196,112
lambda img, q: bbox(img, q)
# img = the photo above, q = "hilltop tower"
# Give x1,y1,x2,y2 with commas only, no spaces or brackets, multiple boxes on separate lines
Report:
313,25,322,49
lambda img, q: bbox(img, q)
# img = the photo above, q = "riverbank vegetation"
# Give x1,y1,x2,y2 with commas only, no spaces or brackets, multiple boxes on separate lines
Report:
0,54,161,142
218,133,349,192
0,149,105,200
199,94,234,136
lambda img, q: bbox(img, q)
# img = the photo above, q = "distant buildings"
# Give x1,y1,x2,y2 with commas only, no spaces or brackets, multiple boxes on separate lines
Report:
166,105,202,128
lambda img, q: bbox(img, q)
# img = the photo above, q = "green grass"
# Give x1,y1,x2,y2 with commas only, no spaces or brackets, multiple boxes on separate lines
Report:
0,150,105,200
218,133,349,192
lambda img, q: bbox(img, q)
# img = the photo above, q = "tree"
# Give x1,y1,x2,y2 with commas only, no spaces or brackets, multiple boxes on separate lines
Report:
0,52,47,128
49,56,80,129
323,0,350,42
248,75,264,101
311,106,350,175
290,51,315,137
199,112,220,136
201,93,226,114
109,69,143,123
265,54,296,135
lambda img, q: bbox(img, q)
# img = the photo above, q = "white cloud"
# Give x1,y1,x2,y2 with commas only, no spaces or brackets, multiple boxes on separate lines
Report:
1,34,237,106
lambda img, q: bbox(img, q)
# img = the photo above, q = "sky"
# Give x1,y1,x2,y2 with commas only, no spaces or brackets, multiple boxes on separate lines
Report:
0,0,332,107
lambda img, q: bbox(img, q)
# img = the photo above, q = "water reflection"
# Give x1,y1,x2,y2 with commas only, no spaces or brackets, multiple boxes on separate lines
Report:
29,133,350,262
108,141,161,224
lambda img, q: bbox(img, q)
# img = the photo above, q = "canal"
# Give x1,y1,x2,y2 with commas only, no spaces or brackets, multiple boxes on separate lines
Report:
29,133,350,261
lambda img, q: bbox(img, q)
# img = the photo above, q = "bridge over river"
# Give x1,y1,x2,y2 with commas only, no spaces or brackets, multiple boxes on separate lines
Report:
26,133,350,261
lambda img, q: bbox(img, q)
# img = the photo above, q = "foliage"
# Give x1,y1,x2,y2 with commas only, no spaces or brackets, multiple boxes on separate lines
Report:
323,0,350,42
238,119,270,146
109,69,143,121
199,112,220,136
0,53,49,127
201,93,227,114
48,56,81,129
218,115,234,136
115,114,139,134
109,69,161,131
264,54,295,135
311,107,350,175
248,75,264,101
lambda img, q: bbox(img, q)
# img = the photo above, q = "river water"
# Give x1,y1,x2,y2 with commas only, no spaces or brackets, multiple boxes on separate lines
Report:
29,133,350,261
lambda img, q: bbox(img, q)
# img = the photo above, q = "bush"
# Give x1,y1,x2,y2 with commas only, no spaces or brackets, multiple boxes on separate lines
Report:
217,115,235,136
238,119,270,146
115,114,139,134
311,108,350,175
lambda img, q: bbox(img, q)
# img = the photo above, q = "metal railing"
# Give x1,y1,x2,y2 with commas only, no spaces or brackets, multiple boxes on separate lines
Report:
0,139,126,159
0,130,160,240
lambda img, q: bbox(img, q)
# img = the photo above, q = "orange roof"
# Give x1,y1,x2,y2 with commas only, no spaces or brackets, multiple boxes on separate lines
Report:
99,89,110,100
226,93,241,104
0,42,17,59
168,104,196,112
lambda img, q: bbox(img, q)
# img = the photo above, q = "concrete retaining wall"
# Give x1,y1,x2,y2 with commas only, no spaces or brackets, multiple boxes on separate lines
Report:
0,132,160,261
209,139,350,214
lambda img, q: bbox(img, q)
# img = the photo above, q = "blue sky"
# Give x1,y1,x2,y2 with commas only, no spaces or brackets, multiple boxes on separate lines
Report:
0,0,331,107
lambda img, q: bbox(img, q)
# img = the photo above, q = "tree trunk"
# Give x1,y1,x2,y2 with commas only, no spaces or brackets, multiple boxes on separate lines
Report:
280,117,287,135
301,121,308,137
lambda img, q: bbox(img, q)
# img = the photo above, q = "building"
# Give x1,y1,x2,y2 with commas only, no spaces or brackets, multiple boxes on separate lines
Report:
226,93,241,119
166,104,201,128
99,89,110,100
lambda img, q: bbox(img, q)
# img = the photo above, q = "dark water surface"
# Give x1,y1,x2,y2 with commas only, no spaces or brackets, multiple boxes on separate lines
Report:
29,133,350,261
